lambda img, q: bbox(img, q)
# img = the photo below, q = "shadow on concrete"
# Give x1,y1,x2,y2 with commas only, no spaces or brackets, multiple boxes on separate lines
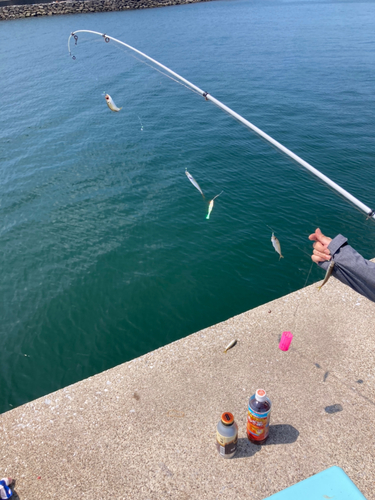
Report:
325,404,343,414
266,424,300,445
233,438,260,459
10,480,21,499
233,424,299,459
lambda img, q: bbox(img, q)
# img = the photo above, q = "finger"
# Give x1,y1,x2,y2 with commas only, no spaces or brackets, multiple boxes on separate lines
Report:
312,242,330,253
311,254,331,264
313,249,332,260
312,255,324,263
315,228,332,246
308,228,327,241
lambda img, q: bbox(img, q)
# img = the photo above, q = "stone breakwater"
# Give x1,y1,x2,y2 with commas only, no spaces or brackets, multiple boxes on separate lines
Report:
0,0,212,21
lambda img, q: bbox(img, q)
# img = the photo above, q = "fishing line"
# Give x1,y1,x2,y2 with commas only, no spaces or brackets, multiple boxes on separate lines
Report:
302,260,314,289
212,191,223,200
137,115,144,131
71,31,202,98
102,90,143,130
265,221,318,290
112,43,203,98
68,30,372,293
68,31,375,221
291,260,314,341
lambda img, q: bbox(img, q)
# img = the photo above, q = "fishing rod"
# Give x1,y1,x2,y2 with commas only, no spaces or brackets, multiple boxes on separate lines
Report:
68,30,375,221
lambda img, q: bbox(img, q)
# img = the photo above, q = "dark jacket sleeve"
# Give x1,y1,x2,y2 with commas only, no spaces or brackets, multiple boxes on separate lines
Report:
318,234,375,302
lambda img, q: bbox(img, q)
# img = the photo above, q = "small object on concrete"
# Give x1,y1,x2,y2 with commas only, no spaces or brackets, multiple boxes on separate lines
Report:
0,478,12,499
216,412,238,458
247,389,271,445
223,339,237,353
325,404,343,414
166,409,185,418
279,331,293,351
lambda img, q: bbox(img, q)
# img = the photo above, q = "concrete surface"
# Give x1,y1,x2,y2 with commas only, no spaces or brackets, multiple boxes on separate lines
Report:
1,274,375,499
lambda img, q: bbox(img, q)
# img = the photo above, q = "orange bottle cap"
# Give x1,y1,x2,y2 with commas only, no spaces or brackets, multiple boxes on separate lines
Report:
221,412,234,425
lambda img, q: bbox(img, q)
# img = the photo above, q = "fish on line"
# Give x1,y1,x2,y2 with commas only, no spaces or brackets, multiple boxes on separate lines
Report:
270,231,284,260
185,169,204,198
68,31,375,222
206,191,223,220
318,259,335,291
105,94,122,112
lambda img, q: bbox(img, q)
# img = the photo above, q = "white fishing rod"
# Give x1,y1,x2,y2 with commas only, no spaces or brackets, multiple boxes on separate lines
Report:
68,30,375,221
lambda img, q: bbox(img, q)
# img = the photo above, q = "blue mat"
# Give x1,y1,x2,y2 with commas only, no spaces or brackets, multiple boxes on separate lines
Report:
263,466,367,500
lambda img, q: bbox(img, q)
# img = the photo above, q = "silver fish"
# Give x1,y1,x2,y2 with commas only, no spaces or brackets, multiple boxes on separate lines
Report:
206,191,223,220
185,169,204,198
271,232,284,259
318,259,335,290
105,94,122,112
223,339,237,353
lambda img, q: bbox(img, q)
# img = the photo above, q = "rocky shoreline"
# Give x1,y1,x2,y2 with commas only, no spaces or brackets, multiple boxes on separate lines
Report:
0,0,212,21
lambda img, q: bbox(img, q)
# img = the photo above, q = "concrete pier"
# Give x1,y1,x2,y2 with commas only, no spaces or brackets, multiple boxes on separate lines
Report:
1,274,374,499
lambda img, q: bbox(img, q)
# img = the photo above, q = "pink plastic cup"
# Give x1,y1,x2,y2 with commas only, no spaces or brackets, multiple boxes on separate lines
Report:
279,331,293,351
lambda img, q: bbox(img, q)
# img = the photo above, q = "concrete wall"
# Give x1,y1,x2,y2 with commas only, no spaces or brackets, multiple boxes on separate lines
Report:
1,274,375,499
0,0,212,21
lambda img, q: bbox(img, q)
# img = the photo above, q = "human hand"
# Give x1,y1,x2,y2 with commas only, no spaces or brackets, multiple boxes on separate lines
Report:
308,228,332,263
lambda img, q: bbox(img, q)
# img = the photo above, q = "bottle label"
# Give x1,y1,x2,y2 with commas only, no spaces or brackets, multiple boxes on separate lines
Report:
216,429,238,456
246,396,271,442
